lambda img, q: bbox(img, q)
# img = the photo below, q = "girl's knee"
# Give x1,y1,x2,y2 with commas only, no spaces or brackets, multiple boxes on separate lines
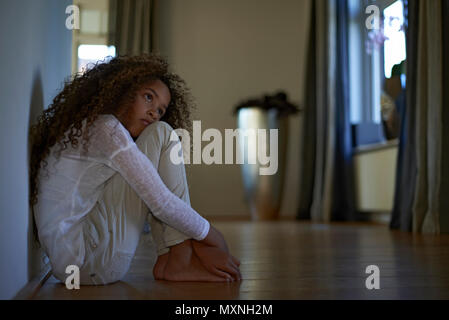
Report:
156,120,174,132
136,120,175,146
147,120,174,135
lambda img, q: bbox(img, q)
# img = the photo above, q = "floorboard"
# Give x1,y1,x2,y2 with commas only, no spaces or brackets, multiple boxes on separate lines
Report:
33,220,449,300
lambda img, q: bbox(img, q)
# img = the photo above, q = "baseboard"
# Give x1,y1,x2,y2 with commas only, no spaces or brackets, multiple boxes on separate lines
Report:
363,211,391,225
13,263,52,300
209,215,298,221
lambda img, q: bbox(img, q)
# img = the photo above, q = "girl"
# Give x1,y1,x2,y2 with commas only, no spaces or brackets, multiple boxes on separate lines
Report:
29,54,241,285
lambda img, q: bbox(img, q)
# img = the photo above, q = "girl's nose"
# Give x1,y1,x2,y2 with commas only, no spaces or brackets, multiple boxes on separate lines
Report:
147,109,157,120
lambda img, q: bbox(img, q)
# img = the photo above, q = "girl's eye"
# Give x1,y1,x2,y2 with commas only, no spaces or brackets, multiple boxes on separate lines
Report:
158,109,163,116
145,94,153,102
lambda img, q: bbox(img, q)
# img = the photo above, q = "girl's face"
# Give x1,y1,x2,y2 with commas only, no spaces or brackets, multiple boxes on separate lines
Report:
117,79,171,139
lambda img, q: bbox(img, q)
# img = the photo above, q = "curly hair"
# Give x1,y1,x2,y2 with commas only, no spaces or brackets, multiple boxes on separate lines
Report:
29,53,197,213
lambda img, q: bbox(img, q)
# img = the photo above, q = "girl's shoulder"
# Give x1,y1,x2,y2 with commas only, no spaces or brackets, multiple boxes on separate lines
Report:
91,114,125,135
88,114,134,149
93,114,121,131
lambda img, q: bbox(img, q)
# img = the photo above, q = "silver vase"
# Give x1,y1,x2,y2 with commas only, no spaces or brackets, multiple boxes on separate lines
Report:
236,107,289,221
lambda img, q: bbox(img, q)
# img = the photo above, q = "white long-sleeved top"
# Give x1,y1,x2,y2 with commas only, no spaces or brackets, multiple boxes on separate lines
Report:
33,114,210,272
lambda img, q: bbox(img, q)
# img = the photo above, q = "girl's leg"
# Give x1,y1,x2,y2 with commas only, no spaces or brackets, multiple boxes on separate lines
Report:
80,121,192,285
136,121,226,282
134,121,192,256
136,122,230,282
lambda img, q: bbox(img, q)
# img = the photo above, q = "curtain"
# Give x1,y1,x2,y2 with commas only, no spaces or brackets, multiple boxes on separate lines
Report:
108,0,156,56
390,0,418,232
441,0,449,233
332,0,356,221
391,0,449,234
297,0,324,220
297,0,356,222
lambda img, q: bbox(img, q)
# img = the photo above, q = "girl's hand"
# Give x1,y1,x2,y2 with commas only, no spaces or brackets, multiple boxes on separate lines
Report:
199,224,229,253
192,240,242,281
199,225,229,253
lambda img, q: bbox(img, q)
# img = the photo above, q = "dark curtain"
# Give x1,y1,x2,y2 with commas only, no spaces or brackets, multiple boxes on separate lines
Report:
108,0,156,56
297,0,318,220
439,0,449,233
297,0,356,222
332,0,356,221
390,0,418,231
391,0,449,233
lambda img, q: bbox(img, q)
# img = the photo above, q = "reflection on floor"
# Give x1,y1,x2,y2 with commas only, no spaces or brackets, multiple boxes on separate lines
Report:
34,219,449,299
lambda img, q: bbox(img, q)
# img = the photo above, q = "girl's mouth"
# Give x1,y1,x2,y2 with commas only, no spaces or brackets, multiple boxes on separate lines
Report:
141,119,151,126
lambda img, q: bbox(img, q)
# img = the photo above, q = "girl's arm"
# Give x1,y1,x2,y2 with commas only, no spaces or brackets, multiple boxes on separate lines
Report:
94,116,210,241
110,143,210,240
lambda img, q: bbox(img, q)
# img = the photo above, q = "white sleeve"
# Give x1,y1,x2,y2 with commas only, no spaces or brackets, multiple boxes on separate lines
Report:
92,115,210,241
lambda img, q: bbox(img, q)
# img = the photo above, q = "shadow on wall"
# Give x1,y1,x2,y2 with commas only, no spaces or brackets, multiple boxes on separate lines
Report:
27,70,48,281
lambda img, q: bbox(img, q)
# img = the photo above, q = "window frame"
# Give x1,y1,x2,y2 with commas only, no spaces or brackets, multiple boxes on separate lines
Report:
348,0,403,147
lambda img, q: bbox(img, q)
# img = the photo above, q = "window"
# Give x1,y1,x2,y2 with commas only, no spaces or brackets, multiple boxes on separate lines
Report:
348,0,406,146
77,44,116,73
71,0,114,74
348,0,382,125
348,0,364,124
383,1,406,79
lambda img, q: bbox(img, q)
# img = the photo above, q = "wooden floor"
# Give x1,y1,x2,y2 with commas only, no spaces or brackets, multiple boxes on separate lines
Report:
33,219,449,300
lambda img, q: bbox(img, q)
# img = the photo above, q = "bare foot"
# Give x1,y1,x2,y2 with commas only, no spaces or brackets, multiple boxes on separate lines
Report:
153,239,231,282
153,252,169,280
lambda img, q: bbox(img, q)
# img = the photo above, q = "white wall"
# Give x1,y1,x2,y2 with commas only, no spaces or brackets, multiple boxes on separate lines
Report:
154,0,310,218
0,0,72,299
